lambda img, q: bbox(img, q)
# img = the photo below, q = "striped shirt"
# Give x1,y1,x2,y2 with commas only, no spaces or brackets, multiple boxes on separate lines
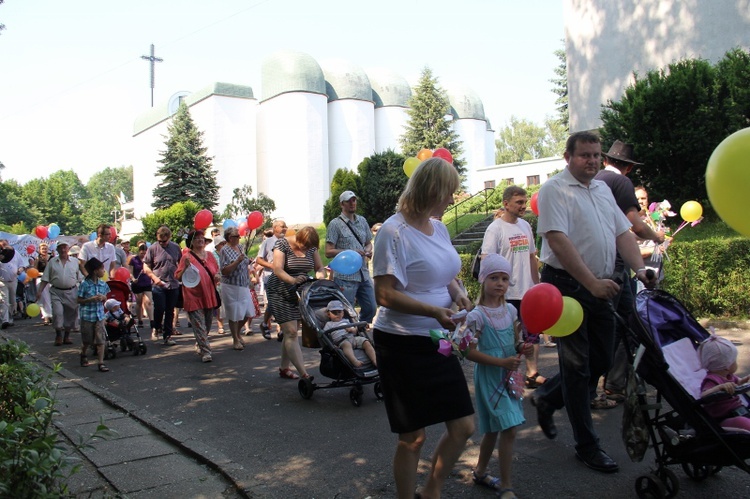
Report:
219,245,250,287
78,278,109,322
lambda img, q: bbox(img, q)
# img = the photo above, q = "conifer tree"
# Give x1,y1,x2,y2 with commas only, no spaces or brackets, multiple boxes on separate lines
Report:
400,67,465,178
550,42,569,131
152,102,219,210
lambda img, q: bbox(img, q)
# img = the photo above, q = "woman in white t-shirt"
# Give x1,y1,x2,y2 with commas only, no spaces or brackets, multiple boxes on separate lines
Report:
372,157,475,499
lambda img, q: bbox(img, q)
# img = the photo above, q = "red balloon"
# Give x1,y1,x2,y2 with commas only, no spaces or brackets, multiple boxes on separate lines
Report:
114,267,130,282
247,211,264,230
530,192,540,216
194,209,213,230
26,244,35,255
432,148,453,164
520,283,564,334
35,225,48,239
238,220,250,236
109,225,118,243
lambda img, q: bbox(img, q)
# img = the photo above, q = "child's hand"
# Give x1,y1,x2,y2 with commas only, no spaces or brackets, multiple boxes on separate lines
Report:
720,382,736,395
739,375,750,385
501,356,521,371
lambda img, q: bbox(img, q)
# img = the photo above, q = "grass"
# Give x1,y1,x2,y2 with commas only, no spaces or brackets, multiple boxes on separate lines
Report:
666,217,741,242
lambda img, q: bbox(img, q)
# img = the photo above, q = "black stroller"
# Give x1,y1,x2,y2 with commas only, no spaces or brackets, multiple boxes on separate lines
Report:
297,279,381,406
102,280,147,359
623,289,750,498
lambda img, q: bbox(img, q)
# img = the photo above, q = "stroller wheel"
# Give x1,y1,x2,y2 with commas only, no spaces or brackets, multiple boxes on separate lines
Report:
374,381,384,400
681,462,711,482
109,347,117,359
635,473,666,499
655,468,679,498
298,377,314,400
120,340,128,352
140,344,148,355
349,387,363,407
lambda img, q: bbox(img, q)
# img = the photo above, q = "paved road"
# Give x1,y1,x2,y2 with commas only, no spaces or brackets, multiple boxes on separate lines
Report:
5,315,750,498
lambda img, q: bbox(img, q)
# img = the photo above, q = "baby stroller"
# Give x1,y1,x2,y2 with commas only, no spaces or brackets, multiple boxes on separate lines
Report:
103,280,147,359
297,279,381,406
622,289,750,498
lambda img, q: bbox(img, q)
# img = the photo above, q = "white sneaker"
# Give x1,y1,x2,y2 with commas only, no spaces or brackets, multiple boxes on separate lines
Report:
164,337,176,346
151,329,159,341
202,353,212,363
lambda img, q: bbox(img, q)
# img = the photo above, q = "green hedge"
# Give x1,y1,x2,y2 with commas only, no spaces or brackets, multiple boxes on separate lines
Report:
457,237,750,318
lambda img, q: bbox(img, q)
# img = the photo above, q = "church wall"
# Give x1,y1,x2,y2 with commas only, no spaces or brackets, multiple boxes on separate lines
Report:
485,128,496,177
452,118,489,194
257,92,329,224
473,157,566,191
326,99,376,178
565,0,750,132
373,107,408,154
189,95,258,211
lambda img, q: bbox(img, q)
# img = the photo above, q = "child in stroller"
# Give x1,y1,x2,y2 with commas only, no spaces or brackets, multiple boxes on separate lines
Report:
323,300,377,367
698,335,750,432
103,280,147,357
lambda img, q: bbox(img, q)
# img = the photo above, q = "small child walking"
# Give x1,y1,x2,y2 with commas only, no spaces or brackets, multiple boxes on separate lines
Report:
78,258,111,372
323,300,377,367
466,254,532,499
698,335,750,431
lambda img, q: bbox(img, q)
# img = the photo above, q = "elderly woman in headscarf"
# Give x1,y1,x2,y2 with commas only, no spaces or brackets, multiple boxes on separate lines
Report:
219,226,257,350
175,230,220,363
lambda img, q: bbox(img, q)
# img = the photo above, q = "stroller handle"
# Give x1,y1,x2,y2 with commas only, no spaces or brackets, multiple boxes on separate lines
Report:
697,382,750,405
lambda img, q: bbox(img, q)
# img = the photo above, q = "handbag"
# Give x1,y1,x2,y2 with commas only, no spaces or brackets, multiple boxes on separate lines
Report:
471,249,482,280
189,251,222,309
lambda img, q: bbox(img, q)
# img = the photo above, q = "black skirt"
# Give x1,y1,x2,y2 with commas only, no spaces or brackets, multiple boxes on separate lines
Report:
374,329,474,434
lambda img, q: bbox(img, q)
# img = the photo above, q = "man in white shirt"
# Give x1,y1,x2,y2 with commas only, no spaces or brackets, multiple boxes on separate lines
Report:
481,185,544,388
79,224,117,278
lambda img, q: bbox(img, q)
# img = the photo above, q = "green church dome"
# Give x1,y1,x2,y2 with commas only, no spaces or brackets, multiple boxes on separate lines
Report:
366,68,412,108
261,50,327,102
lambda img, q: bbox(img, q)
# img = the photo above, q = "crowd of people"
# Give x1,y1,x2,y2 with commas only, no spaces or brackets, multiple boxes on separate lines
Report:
5,131,747,499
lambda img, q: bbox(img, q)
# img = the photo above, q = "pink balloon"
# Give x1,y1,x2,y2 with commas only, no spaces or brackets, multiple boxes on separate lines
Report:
247,211,264,230
238,220,250,236
432,148,453,164
194,209,213,230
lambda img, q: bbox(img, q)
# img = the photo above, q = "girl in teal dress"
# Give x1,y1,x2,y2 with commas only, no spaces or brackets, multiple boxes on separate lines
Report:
466,254,533,499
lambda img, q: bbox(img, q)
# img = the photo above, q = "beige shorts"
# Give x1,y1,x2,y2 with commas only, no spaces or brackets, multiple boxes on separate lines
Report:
80,319,106,346
338,334,369,350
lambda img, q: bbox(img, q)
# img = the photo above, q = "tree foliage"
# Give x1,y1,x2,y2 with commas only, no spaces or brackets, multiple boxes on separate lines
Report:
20,170,87,234
400,67,465,178
152,103,219,211
0,179,35,230
495,117,565,164
323,168,362,226
222,184,277,230
140,200,202,242
600,49,750,208
550,41,569,131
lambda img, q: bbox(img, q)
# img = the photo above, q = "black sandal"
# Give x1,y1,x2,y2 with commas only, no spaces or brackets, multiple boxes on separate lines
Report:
98,364,110,372
525,372,546,389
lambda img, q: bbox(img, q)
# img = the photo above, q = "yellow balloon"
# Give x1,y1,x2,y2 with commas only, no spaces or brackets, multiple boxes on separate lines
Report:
403,157,420,177
679,200,702,223
101,270,109,282
706,127,750,236
26,303,41,318
544,296,583,338
417,148,433,161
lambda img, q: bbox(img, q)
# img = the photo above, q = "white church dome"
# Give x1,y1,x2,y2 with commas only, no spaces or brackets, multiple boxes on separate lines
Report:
445,84,486,120
321,59,373,102
261,50,326,102
366,68,412,108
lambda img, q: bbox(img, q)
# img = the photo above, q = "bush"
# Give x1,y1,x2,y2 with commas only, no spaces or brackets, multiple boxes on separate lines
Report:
0,340,113,498
662,237,750,317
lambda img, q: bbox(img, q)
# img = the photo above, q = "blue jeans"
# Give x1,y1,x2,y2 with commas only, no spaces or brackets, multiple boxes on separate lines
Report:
334,277,377,324
152,285,180,338
535,266,616,453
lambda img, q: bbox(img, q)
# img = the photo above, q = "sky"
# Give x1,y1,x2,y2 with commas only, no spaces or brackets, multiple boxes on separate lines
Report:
0,0,565,186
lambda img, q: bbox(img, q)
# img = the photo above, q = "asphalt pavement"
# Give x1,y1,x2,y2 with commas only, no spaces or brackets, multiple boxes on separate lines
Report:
3,313,750,498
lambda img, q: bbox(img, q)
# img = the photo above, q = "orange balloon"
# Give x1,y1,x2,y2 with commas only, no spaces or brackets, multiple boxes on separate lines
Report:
286,228,296,237
417,148,433,161
26,268,40,279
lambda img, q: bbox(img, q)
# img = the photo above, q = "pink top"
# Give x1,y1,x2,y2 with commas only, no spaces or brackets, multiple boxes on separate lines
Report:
180,252,219,312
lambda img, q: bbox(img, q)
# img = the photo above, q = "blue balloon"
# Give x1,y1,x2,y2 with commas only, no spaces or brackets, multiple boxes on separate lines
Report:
89,231,96,241
47,224,60,239
18,272,27,283
146,242,151,248
49,242,57,252
329,250,363,275
223,219,238,230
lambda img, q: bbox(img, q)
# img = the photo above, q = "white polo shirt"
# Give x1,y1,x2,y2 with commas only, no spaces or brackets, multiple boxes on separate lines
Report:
537,167,631,279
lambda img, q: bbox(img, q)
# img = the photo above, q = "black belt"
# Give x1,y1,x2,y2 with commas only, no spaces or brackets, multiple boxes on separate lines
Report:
53,286,76,291
541,264,573,279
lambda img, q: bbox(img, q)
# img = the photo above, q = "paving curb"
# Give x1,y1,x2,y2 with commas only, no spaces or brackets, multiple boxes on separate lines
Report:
23,346,256,498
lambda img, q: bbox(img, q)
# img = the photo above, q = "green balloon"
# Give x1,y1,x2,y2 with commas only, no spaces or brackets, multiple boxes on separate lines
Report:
544,296,583,338
706,127,750,237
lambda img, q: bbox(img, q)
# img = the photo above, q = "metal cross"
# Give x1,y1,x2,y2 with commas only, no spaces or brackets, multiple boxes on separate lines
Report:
141,44,163,107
